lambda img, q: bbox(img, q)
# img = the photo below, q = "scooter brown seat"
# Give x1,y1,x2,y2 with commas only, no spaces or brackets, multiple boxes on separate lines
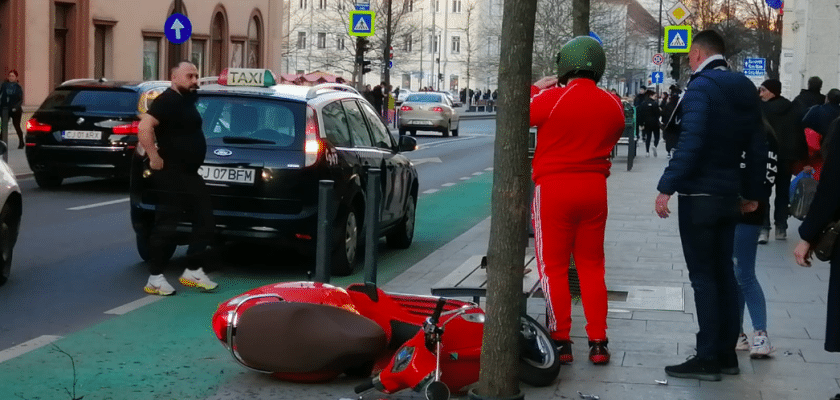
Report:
233,301,387,373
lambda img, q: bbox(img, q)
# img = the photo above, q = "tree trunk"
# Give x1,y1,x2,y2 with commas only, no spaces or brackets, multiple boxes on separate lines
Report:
572,0,590,37
474,0,537,398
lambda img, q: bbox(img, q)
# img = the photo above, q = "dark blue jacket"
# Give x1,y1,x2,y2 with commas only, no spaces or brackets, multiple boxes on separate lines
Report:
802,102,840,138
657,59,767,200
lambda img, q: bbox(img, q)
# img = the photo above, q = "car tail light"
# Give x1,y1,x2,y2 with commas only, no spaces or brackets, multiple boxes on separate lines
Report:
400,105,413,112
112,121,140,134
26,118,52,133
431,106,444,112
304,106,322,167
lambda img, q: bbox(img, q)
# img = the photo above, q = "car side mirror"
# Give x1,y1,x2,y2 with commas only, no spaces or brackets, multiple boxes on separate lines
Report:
398,136,417,152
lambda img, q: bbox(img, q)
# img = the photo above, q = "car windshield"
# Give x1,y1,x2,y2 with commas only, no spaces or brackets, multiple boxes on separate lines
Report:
38,88,139,114
197,95,305,149
405,94,443,103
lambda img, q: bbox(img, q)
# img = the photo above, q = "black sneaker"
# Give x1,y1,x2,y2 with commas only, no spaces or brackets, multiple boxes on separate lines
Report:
588,339,610,365
664,356,722,381
554,339,574,363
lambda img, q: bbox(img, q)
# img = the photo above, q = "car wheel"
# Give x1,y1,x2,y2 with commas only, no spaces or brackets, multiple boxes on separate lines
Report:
386,194,416,249
0,203,20,286
441,123,450,137
399,128,407,136
34,173,62,189
136,230,177,263
451,124,459,137
331,206,359,276
410,130,417,137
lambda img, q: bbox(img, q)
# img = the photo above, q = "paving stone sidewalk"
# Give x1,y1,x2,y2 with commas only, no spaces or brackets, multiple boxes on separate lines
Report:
383,148,840,400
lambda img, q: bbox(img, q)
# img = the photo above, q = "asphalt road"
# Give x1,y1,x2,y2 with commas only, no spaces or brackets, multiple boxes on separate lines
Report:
0,118,496,352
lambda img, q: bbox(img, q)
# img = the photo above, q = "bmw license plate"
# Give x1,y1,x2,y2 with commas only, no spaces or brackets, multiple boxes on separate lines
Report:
411,120,433,125
62,130,102,140
199,166,256,184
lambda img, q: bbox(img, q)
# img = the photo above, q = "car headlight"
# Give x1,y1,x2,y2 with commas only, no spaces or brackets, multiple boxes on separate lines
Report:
392,346,415,373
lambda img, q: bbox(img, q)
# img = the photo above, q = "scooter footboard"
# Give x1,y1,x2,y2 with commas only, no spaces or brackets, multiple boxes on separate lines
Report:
232,301,387,373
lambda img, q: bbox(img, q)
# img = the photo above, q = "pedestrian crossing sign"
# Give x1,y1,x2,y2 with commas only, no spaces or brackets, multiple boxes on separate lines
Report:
664,25,692,53
349,11,375,37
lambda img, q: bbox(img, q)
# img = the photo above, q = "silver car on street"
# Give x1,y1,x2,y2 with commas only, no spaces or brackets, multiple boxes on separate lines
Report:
398,92,460,137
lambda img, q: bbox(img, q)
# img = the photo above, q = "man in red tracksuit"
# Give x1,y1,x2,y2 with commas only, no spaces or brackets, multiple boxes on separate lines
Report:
530,36,626,365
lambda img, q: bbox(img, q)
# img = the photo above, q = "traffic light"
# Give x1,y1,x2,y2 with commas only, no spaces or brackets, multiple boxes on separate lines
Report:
361,60,372,75
669,54,681,81
356,37,371,64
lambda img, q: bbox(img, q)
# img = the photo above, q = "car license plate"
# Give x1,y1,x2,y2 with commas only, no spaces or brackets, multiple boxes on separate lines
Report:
412,120,433,125
62,130,102,140
199,166,256,184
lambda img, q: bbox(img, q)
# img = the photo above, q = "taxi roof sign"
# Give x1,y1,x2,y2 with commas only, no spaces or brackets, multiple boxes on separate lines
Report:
218,68,277,87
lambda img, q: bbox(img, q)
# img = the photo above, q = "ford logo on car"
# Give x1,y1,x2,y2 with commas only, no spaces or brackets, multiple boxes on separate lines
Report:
214,149,233,157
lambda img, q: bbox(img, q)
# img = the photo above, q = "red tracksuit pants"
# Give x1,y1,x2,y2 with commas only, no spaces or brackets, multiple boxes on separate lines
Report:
532,173,608,341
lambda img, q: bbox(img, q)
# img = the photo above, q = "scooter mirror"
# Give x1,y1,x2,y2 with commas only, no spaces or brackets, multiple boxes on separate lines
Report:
425,381,450,400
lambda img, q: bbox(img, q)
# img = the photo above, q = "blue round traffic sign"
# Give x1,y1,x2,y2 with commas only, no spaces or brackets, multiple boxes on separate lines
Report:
765,0,782,9
589,31,603,46
164,13,192,44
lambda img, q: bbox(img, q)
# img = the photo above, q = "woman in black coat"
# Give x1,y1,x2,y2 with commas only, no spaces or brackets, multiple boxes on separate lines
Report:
0,70,24,148
794,116,840,357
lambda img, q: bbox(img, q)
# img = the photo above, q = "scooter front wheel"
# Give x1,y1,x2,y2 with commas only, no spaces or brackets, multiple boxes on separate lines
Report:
518,314,561,387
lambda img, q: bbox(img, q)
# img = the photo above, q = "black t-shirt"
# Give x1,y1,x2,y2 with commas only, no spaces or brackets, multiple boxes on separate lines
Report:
147,88,206,170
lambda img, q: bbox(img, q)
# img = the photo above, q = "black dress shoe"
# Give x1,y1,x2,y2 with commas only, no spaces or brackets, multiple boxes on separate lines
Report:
719,351,740,375
588,339,610,365
665,356,722,381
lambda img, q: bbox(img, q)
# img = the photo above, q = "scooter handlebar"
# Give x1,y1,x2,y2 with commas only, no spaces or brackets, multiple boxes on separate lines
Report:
429,297,447,325
354,379,376,393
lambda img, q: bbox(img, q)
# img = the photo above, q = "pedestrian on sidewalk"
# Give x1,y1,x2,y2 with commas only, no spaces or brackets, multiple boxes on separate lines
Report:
530,36,625,365
638,90,661,157
0,70,24,149
758,79,807,243
733,117,778,359
654,30,768,381
794,114,840,376
137,61,219,296
661,85,682,159
799,88,840,180
793,76,826,111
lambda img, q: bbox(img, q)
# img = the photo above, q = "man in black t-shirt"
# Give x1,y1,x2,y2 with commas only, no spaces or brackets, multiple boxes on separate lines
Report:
137,61,217,296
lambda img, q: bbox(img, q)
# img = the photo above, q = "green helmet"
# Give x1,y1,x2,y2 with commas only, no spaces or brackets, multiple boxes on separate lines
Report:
555,36,606,84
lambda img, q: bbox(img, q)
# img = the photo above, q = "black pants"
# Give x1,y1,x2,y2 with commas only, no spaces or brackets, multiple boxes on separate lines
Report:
678,195,741,363
642,126,660,153
764,159,792,230
148,167,215,275
827,252,840,352
1,108,23,145
663,131,679,154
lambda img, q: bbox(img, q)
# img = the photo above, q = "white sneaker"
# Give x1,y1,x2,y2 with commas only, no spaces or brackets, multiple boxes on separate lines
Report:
646,151,650,157
652,147,658,157
735,333,750,351
179,267,218,291
145,274,176,296
750,331,774,358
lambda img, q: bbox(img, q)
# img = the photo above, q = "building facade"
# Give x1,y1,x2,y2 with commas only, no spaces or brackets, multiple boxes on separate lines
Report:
3,0,286,110
780,0,840,99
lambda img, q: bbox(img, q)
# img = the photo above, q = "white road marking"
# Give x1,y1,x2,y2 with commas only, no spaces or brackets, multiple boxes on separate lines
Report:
416,136,480,150
0,335,63,363
104,295,167,315
472,172,483,176
411,157,443,166
67,198,129,211
423,189,439,194
441,183,456,187
460,177,471,180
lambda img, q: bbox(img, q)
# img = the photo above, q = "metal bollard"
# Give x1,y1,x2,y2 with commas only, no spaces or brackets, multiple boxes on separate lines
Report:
313,180,334,283
364,168,381,285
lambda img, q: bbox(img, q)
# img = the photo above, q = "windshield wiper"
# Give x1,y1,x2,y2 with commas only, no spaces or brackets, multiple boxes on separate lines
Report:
222,136,276,145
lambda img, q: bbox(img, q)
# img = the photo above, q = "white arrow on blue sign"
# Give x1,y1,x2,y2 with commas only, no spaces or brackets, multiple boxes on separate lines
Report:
164,13,192,44
744,58,766,71
651,71,664,84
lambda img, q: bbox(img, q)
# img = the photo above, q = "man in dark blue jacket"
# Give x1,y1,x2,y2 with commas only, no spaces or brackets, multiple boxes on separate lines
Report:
654,30,768,381
803,88,840,142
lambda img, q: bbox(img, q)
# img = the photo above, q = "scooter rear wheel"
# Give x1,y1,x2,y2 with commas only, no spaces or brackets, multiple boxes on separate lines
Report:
518,314,561,387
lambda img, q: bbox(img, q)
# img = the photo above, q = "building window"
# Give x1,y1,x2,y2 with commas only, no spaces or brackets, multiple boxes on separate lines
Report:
451,36,460,54
142,37,160,81
430,34,439,53
231,40,244,68
93,24,113,79
299,0,307,8
297,32,307,49
452,0,461,13
408,0,413,12
53,2,72,88
191,39,206,76
337,37,345,50
210,11,227,76
403,35,412,52
247,16,262,68
487,36,499,56
435,0,440,12
317,32,327,49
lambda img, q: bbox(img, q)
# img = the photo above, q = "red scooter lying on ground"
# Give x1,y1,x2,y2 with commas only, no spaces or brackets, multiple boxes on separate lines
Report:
211,281,561,399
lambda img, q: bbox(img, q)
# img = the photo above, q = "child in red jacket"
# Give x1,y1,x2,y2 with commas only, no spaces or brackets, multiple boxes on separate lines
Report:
530,36,625,365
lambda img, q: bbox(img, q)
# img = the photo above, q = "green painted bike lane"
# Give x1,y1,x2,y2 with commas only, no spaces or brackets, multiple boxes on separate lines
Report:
0,172,493,400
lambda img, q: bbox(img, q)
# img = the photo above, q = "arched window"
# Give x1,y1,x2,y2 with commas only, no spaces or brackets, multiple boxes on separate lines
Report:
247,15,262,68
210,11,227,75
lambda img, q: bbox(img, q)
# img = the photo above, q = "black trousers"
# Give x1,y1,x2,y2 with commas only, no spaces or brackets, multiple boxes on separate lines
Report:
1,107,23,144
678,195,741,363
663,131,679,154
642,126,660,152
764,159,792,230
827,251,840,352
148,167,215,275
